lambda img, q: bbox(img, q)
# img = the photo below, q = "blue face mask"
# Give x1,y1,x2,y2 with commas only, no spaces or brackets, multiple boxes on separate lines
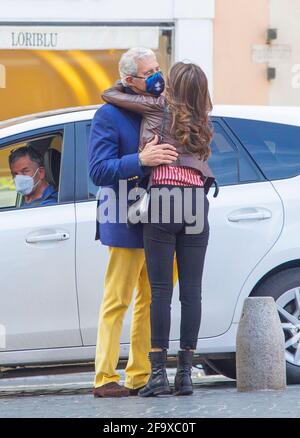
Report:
145,72,165,96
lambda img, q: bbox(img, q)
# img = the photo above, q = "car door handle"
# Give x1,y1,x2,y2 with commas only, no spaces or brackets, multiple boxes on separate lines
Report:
26,232,70,243
228,209,272,222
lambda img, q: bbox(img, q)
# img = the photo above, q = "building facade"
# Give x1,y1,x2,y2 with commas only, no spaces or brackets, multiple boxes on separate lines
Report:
0,0,299,120
214,0,300,106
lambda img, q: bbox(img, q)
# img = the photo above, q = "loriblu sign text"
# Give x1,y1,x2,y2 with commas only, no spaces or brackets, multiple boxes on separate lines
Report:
12,31,58,48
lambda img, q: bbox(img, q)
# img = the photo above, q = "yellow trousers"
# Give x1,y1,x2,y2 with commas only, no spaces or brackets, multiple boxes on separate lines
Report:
94,247,152,389
94,246,177,390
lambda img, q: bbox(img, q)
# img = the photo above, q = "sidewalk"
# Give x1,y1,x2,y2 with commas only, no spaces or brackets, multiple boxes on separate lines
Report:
0,367,222,398
1,368,300,418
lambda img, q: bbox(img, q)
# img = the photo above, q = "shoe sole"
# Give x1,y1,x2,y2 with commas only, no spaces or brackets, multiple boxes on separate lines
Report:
139,387,173,397
174,387,193,396
93,392,130,398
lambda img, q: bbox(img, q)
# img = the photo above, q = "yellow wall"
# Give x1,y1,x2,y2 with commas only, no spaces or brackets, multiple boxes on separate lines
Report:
0,33,171,121
213,0,269,105
0,49,121,121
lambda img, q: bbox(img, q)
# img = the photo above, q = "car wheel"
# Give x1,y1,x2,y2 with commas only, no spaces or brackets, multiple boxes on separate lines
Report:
251,267,300,384
205,268,300,384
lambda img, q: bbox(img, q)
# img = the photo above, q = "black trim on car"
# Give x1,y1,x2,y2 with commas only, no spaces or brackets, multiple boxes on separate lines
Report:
211,117,265,185
75,121,91,202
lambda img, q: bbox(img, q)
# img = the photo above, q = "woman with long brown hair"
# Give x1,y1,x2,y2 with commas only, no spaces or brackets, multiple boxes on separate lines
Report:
102,60,215,397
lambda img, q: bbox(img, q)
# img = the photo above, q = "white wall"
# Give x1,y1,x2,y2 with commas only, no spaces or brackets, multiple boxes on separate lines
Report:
175,19,214,92
0,0,174,22
269,0,300,106
0,0,215,92
0,0,215,23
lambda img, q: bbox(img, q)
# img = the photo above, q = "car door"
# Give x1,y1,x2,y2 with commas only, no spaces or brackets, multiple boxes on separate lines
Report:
74,120,182,347
74,121,110,346
0,123,82,352
199,118,284,337
75,117,284,345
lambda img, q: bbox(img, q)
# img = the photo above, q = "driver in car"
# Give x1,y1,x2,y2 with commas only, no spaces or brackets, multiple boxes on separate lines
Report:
9,146,58,207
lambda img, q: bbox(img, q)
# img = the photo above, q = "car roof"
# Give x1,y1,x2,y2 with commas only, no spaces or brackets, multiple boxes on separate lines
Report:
0,105,101,138
0,104,300,138
213,105,300,127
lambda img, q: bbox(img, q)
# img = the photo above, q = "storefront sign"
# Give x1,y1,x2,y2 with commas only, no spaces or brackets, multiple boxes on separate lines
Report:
0,26,160,50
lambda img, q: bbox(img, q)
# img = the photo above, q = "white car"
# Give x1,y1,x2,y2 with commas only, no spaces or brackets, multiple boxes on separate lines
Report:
1,105,300,384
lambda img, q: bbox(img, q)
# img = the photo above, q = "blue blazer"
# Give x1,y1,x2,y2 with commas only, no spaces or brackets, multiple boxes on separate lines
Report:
88,102,149,248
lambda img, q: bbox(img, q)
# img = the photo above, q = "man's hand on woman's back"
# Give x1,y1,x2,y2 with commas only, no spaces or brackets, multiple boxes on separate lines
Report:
139,135,178,167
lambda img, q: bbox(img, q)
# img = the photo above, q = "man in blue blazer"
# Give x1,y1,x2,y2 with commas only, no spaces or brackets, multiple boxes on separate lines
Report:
89,47,178,398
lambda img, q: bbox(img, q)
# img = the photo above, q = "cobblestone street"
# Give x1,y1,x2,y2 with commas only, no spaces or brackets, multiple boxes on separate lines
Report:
0,369,300,418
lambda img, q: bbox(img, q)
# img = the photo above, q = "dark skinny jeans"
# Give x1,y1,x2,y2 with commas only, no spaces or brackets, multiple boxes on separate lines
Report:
143,185,210,350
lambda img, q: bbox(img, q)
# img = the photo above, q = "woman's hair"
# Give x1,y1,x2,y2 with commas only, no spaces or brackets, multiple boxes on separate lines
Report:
166,62,213,161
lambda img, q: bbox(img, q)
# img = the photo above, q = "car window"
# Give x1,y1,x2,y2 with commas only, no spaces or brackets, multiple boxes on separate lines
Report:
85,120,259,191
226,118,300,180
0,132,63,210
208,122,239,186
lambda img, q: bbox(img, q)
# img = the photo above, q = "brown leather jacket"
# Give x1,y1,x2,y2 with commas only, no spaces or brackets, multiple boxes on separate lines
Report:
102,83,215,194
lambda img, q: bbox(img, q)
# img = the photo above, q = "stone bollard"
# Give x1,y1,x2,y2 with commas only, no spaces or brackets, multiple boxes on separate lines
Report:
236,296,286,392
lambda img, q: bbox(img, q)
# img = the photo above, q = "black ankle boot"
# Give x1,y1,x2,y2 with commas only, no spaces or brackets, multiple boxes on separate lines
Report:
138,350,172,397
174,350,194,396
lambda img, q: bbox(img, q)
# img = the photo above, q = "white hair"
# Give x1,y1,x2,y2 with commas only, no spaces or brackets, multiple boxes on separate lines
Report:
119,47,156,86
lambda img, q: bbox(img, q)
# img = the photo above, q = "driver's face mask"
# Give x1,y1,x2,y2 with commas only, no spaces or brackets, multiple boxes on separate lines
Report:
14,167,40,196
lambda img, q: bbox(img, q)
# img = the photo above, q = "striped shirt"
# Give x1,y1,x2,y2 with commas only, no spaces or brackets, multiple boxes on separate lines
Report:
152,165,204,187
